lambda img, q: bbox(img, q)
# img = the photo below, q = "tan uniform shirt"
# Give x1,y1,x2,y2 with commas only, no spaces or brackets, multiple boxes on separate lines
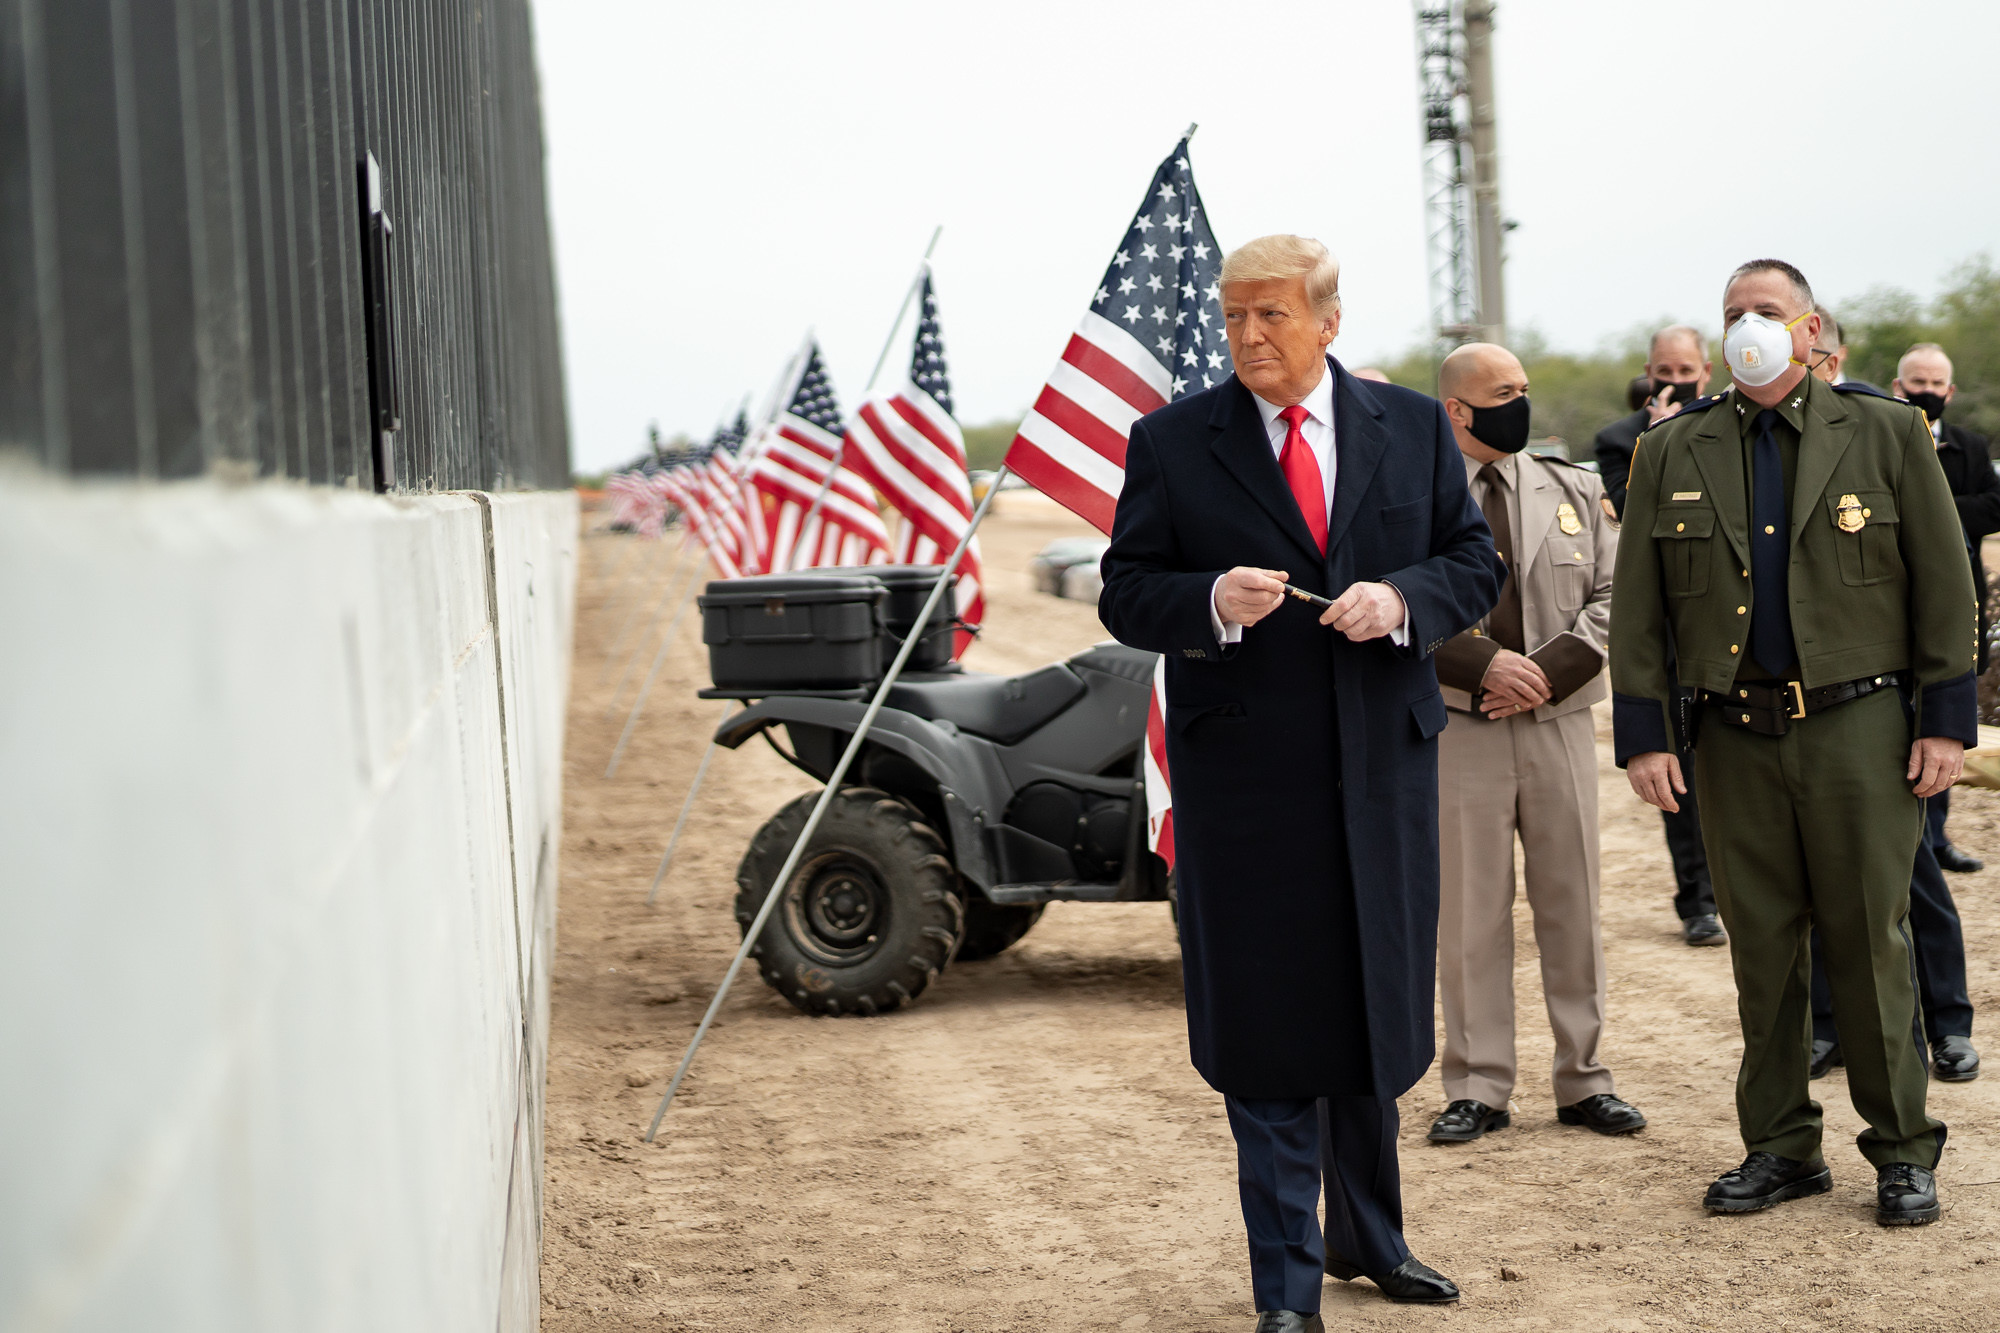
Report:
1436,451,1617,721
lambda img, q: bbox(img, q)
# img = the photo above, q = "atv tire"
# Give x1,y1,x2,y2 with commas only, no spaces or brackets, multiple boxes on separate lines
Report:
955,900,1045,962
736,786,964,1016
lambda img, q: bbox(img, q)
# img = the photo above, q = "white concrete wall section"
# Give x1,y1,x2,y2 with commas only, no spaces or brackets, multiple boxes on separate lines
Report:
0,474,577,1333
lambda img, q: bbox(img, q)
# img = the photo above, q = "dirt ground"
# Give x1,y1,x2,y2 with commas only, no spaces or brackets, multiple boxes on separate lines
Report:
542,495,2000,1332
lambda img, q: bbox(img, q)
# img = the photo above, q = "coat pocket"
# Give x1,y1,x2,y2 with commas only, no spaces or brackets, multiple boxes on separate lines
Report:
1651,506,1714,599
1167,701,1248,735
1380,498,1425,525
1825,489,1900,586
1411,689,1448,740
1549,543,1592,612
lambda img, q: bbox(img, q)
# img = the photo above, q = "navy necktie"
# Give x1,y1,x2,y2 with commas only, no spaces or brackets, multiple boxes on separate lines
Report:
1748,408,1796,675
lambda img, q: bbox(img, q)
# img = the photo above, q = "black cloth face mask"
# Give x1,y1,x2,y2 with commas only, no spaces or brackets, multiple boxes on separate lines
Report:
1905,390,1948,424
1468,394,1532,454
1651,379,1701,409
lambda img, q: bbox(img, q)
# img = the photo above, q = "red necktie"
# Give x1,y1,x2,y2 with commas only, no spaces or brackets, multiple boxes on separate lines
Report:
1278,404,1328,555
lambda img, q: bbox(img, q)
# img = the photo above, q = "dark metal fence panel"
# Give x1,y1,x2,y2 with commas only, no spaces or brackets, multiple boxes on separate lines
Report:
0,0,570,491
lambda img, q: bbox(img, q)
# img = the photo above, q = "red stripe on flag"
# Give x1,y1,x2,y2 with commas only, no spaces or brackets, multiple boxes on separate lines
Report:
1032,386,1129,468
1062,334,1167,416
1003,436,1118,535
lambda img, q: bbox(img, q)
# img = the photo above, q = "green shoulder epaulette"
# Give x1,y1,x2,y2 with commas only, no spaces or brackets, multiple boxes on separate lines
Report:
1831,381,1894,401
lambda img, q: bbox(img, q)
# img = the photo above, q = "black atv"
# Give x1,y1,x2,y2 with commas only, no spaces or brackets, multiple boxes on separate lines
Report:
696,565,1169,1016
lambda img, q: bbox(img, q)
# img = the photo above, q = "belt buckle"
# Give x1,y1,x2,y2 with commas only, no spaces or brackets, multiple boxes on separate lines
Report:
1787,681,1807,720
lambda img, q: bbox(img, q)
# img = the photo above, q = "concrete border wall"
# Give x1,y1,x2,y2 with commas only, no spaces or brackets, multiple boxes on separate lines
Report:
0,474,576,1332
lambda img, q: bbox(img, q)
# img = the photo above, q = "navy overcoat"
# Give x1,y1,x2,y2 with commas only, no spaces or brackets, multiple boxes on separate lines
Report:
1099,358,1502,1099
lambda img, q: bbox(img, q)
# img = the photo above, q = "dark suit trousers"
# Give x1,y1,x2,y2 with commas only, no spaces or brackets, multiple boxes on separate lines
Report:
1812,797,1974,1042
1224,1095,1410,1313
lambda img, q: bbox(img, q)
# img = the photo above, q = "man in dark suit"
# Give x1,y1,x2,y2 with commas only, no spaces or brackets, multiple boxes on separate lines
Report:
1809,343,1991,1083
1593,324,1726,946
1099,234,1501,1332
1897,343,1995,876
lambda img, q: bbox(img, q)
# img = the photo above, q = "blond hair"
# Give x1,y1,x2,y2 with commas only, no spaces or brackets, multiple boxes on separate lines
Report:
1220,234,1341,317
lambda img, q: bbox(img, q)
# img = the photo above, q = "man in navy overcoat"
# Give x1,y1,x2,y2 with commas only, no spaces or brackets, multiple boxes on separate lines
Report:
1099,235,1501,1332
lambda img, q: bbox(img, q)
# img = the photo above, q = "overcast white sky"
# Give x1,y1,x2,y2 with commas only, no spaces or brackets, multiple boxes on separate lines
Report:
532,0,2000,474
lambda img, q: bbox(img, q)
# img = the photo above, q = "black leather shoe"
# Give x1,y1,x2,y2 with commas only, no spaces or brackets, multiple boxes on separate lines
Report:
1703,1152,1832,1213
1682,913,1727,946
1324,1252,1458,1303
1932,1035,1980,1082
1427,1098,1509,1142
1557,1093,1647,1135
1935,842,1983,873
1876,1163,1940,1225
1809,1039,1843,1079
1251,1312,1324,1333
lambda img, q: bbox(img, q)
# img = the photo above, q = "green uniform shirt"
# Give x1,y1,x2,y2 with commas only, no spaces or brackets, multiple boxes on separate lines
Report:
1608,372,1977,762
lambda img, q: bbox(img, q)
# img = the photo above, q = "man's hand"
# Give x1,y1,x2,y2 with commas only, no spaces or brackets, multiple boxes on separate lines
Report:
1478,649,1553,718
1319,581,1406,641
1646,386,1690,425
1215,566,1290,628
1627,751,1686,813
1909,737,1965,798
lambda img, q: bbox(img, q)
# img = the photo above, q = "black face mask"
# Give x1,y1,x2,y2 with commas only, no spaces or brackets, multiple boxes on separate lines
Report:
1905,390,1948,424
1651,379,1701,409
1468,395,1532,454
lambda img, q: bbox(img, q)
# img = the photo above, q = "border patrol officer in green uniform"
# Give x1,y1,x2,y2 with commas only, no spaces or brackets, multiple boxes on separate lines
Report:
1610,259,1977,1228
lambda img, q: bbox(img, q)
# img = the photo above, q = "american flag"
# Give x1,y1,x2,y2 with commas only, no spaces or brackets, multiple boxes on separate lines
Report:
1005,134,1229,535
694,447,752,578
845,271,983,656
1004,133,1228,870
752,342,892,570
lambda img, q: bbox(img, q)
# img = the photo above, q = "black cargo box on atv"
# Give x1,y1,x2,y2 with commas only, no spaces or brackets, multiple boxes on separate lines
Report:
699,573,884,691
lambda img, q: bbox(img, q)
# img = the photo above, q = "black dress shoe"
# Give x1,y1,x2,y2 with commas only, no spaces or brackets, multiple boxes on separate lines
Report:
1427,1098,1509,1142
1557,1092,1647,1135
1935,842,1983,873
1703,1152,1832,1213
1251,1312,1324,1333
1324,1252,1458,1303
1809,1039,1844,1079
1932,1034,1980,1081
1682,913,1727,946
1876,1163,1940,1225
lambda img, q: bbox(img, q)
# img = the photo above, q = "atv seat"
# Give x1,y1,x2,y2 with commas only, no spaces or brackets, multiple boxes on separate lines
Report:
885,664,1087,745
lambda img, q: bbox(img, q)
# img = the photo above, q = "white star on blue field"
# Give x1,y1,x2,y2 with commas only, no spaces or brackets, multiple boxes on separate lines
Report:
1089,145,1230,398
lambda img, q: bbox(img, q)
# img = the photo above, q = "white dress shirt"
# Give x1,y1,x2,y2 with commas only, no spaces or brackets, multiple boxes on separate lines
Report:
1209,360,1410,645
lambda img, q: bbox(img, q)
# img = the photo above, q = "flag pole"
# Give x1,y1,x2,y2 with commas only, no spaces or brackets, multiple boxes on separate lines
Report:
596,533,679,682
644,699,739,905
604,556,711,778
605,550,705,715
645,463,1011,1140
784,226,942,571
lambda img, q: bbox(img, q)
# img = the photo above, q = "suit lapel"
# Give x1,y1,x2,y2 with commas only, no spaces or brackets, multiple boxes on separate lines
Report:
1687,400,1751,571
1326,358,1387,556
1792,376,1855,550
1206,376,1324,565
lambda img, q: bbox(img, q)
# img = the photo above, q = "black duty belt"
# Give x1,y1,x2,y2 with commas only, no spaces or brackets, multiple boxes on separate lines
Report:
1705,673,1903,738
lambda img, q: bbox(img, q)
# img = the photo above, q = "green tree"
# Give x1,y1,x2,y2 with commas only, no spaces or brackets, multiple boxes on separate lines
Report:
1838,256,1999,440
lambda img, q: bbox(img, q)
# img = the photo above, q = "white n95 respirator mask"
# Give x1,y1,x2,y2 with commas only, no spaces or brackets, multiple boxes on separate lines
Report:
1723,310,1808,387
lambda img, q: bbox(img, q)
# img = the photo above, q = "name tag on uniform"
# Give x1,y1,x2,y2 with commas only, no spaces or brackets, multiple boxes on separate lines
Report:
1671,491,1702,501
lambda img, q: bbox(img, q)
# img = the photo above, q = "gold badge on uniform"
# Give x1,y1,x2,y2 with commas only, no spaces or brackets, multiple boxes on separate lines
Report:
1557,501,1583,535
1836,493,1865,533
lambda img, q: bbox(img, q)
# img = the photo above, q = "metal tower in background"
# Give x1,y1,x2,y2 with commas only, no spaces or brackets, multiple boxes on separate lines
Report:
1414,2,1506,348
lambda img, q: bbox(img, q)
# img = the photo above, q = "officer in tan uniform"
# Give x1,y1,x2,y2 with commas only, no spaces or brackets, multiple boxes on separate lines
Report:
1425,343,1648,1144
